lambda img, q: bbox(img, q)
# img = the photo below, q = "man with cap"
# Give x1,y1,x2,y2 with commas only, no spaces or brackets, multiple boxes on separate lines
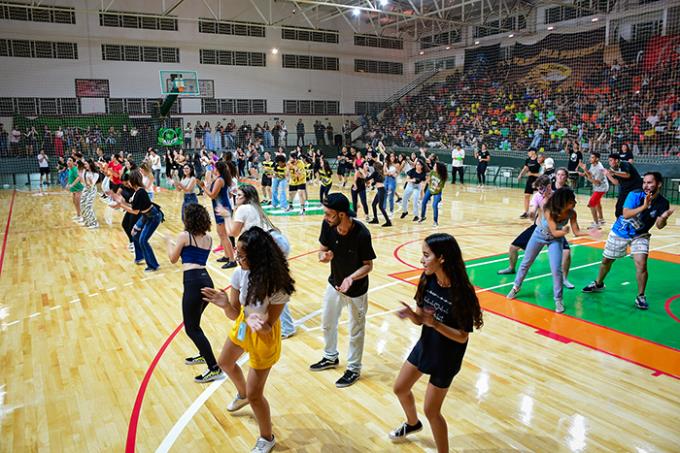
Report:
310,193,376,388
605,153,642,218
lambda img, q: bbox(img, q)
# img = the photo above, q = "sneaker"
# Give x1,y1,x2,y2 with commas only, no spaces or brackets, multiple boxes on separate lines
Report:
555,300,565,314
382,221,392,227
281,330,296,339
128,243,135,253
433,222,438,227
497,268,515,275
194,368,224,383
309,357,339,371
251,435,275,453
368,218,379,224
563,278,575,289
216,256,230,263
635,294,649,310
300,209,306,215
400,212,408,219
227,394,250,412
134,260,145,265
506,286,520,299
88,223,99,229
184,355,206,365
335,369,360,388
144,267,159,272
582,281,605,293
285,206,292,212
418,217,426,223
388,420,423,442
598,218,606,225
412,216,419,222
589,222,601,229
222,260,237,269
519,212,529,219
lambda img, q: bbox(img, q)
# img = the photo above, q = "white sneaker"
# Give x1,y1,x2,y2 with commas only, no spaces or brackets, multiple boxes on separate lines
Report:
250,435,275,453
555,300,565,313
88,223,99,229
563,278,575,289
227,394,249,412
506,286,520,299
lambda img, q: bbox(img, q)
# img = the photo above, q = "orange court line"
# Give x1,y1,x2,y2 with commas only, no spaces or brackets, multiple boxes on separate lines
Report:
390,268,680,379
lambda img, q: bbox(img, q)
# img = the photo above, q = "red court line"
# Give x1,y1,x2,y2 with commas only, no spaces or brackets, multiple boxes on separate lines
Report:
0,190,17,278
665,295,680,324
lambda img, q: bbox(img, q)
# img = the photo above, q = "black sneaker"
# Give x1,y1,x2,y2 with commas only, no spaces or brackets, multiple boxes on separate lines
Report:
519,212,529,219
382,221,392,227
412,216,419,222
582,281,605,293
222,260,237,269
216,257,229,263
309,357,339,371
335,369,360,388
368,218,379,224
184,355,206,365
194,367,224,383
388,420,423,441
400,212,408,219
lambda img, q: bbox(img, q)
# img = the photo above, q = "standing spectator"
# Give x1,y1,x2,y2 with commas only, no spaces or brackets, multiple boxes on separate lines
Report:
605,153,642,218
450,144,465,184
475,143,490,187
326,122,334,146
518,148,541,218
342,120,352,146
310,193,376,388
148,148,162,191
296,119,305,147
0,123,7,156
184,122,193,150
10,125,21,156
567,143,583,188
37,149,50,186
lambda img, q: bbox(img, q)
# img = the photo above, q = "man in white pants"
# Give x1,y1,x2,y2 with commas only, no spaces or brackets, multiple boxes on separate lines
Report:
311,193,376,388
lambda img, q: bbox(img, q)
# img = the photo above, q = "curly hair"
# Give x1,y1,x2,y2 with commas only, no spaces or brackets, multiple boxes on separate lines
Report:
183,203,211,235
414,233,483,330
239,227,295,306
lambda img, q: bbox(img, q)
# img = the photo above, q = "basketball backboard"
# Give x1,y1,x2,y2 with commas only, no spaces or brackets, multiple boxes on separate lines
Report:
159,70,200,96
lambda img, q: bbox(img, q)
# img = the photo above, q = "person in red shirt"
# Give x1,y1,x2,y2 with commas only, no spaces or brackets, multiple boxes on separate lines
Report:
107,153,124,193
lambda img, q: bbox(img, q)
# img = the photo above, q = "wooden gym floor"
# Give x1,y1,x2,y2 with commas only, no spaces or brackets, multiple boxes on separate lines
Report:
1,182,679,452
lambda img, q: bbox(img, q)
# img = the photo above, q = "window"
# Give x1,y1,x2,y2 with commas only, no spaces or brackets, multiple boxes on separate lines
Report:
0,3,76,24
101,45,179,63
355,101,387,115
420,30,460,49
544,5,593,24
106,98,179,115
0,97,80,115
99,10,178,31
198,18,265,37
475,15,526,37
354,33,403,49
201,98,266,114
282,26,339,43
0,39,77,59
199,49,265,67
0,98,14,115
354,59,403,75
414,57,456,74
631,20,663,41
282,54,339,71
283,100,339,115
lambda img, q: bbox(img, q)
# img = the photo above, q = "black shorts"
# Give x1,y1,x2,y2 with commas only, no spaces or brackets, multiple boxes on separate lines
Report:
289,183,306,192
511,224,537,249
109,182,121,193
407,338,463,389
261,175,272,187
337,165,346,176
524,176,537,194
39,167,50,175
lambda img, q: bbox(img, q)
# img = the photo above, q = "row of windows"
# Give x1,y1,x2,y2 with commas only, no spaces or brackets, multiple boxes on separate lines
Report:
355,101,387,116
282,54,339,71
0,97,80,116
101,44,179,63
354,34,403,50
201,99,267,114
199,49,266,66
282,26,339,43
0,39,77,59
415,57,456,74
420,30,461,49
198,18,266,37
545,2,595,25
0,2,75,24
474,15,527,38
283,100,339,115
105,98,180,115
355,59,403,75
99,10,177,31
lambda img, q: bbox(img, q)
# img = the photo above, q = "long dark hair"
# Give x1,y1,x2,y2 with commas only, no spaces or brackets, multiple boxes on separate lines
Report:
215,160,232,187
544,187,575,221
434,162,447,182
414,233,483,330
239,227,295,306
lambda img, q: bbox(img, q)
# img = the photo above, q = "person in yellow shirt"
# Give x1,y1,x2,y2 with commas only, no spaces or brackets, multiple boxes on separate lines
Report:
260,151,274,205
287,152,307,214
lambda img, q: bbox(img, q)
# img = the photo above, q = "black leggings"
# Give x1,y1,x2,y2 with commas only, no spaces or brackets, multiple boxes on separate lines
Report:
371,187,389,222
451,166,464,183
182,269,218,370
320,184,331,203
477,163,487,184
122,213,139,242
351,188,369,216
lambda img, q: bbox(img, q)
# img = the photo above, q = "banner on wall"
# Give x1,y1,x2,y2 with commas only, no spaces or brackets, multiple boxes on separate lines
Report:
508,28,606,85
463,43,500,79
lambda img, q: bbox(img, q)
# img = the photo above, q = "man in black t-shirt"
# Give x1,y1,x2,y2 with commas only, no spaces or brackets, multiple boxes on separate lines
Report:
517,148,541,218
310,193,376,388
605,153,642,217
567,144,583,188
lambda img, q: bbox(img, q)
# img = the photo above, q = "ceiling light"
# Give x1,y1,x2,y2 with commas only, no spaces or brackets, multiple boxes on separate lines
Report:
474,40,480,45
547,26,554,31
419,51,424,55
271,48,278,54
591,17,599,22
508,34,514,38
445,46,450,50
352,7,360,17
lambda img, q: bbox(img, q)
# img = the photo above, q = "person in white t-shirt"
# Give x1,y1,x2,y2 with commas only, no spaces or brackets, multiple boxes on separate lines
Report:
37,148,50,187
148,148,162,191
450,144,465,184
201,227,295,453
578,152,609,228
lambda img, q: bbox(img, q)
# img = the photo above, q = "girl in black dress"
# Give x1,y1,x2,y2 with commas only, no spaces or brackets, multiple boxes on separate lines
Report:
391,233,483,452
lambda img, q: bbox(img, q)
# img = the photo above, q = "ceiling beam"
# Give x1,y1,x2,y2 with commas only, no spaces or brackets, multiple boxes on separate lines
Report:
162,0,186,15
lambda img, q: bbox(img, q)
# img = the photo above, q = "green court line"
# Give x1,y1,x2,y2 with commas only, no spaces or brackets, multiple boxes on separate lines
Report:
466,246,680,350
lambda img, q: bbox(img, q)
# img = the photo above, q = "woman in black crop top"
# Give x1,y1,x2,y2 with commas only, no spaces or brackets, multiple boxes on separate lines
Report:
390,233,483,451
166,203,222,383
112,169,163,271
366,161,392,227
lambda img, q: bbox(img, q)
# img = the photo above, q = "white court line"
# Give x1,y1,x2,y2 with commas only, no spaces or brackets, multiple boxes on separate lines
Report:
88,293,99,297
4,320,20,327
48,305,61,311
28,312,40,318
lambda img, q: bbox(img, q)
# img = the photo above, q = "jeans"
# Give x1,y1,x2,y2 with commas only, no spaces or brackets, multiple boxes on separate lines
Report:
384,176,396,212
420,189,442,223
401,182,421,215
182,193,198,221
321,284,368,373
371,187,389,222
183,269,218,370
514,227,564,302
225,133,235,149
152,169,161,187
133,206,162,270
272,177,288,209
280,303,295,336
